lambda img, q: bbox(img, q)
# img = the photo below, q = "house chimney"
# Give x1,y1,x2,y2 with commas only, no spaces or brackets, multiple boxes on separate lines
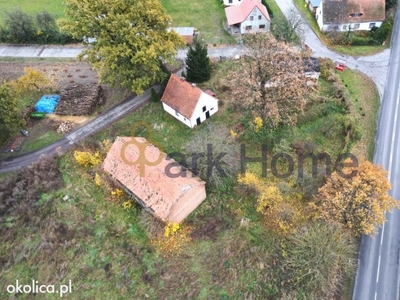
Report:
191,83,196,87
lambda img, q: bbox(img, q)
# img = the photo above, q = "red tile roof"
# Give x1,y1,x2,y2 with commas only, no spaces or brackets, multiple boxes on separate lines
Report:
161,74,202,119
102,137,206,223
225,0,270,26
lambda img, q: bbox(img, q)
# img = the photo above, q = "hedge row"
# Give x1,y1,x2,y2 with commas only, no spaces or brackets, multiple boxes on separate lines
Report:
0,10,77,44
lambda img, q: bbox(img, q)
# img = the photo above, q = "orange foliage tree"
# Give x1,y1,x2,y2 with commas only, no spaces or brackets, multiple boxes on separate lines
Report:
229,33,315,128
315,160,398,235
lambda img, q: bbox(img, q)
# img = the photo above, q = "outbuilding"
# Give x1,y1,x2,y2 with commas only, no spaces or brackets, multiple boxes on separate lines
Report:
103,136,207,223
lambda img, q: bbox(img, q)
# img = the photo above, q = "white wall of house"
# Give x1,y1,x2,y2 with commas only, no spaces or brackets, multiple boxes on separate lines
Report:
239,7,270,34
162,103,193,128
316,3,383,32
189,93,219,128
321,21,383,32
162,92,218,128
316,4,324,30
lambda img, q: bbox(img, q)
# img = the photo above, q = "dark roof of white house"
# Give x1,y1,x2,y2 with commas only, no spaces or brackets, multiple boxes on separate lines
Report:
322,0,385,24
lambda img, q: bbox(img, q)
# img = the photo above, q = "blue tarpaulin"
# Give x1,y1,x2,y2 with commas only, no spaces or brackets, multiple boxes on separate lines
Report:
35,95,60,113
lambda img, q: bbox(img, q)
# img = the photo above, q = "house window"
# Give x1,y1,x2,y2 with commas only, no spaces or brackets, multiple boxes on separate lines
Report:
229,0,232,3
258,15,262,20
202,106,206,112
369,22,376,28
343,25,347,30
245,25,252,30
175,110,179,116
354,23,360,29
184,118,186,121
211,107,214,111
349,13,363,18
259,24,265,29
250,16,253,21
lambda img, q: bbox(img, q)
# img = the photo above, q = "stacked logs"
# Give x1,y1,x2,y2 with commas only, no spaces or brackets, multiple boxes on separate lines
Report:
55,83,104,115
57,121,75,133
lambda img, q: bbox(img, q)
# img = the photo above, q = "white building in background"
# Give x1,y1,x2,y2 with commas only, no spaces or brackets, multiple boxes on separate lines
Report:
225,0,270,35
315,0,385,32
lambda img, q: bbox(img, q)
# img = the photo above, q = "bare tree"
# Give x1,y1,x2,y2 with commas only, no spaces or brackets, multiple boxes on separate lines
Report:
230,33,314,128
271,7,304,44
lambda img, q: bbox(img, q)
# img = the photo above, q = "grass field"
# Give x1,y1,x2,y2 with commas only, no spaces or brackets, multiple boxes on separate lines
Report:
160,0,235,45
0,0,65,21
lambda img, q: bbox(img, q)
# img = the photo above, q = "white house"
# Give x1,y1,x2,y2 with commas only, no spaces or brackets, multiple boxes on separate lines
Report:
315,0,385,32
304,0,321,14
225,0,270,35
161,74,219,128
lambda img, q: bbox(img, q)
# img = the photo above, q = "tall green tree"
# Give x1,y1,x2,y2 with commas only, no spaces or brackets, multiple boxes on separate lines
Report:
61,0,185,94
185,38,211,83
0,83,24,145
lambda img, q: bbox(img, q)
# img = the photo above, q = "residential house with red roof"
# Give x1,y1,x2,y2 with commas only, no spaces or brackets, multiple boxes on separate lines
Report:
161,74,219,128
315,0,385,31
103,136,207,223
224,0,270,35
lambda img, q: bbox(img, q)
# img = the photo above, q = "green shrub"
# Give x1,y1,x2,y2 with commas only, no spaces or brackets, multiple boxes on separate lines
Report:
318,58,335,80
262,0,274,18
370,20,393,44
150,88,159,103
0,9,77,44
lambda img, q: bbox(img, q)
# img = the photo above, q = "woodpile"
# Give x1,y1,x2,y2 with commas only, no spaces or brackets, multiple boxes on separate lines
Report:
57,121,75,133
55,83,105,115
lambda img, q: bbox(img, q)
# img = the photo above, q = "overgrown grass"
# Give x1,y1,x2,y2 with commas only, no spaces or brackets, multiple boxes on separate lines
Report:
263,0,286,20
160,0,235,45
0,59,377,299
0,0,65,22
337,69,380,160
22,130,63,153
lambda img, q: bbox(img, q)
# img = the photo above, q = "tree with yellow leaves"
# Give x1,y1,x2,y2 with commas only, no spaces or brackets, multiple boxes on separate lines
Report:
238,172,301,234
10,67,51,95
315,160,398,235
74,150,102,168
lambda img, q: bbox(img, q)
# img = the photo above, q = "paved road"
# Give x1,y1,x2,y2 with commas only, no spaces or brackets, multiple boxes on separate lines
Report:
272,1,399,299
0,44,83,58
352,3,400,299
0,87,158,173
